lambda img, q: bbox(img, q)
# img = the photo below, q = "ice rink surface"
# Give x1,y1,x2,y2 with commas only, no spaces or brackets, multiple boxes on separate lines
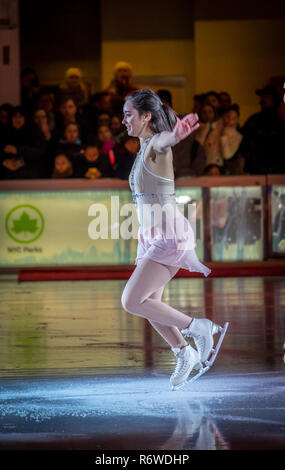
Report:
0,275,284,450
0,370,284,450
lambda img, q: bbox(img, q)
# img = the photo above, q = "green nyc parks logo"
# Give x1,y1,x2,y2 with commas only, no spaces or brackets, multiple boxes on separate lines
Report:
5,204,44,243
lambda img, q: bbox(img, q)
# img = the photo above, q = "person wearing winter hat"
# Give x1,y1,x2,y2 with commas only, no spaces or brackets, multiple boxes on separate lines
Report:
59,67,90,107
104,61,138,116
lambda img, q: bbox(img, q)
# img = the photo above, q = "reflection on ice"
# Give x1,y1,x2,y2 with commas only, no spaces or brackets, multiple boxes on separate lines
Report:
157,401,229,450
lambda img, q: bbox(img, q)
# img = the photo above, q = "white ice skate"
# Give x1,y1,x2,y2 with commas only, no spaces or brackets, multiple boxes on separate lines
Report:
170,344,202,391
181,318,229,385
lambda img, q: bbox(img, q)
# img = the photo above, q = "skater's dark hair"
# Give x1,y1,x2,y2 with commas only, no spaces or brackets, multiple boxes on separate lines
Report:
125,88,177,133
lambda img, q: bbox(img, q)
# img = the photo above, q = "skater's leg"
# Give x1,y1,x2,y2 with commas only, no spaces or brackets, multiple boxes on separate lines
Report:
121,257,193,329
127,261,198,389
147,285,188,349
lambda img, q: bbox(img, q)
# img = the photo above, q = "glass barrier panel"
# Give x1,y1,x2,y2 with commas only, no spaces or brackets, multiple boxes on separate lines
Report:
210,186,263,261
0,189,138,267
175,186,203,260
272,185,285,253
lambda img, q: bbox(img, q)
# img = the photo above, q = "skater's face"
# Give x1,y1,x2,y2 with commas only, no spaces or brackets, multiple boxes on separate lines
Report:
122,100,150,138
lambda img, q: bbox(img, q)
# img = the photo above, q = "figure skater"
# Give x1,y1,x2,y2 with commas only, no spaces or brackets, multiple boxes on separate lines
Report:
121,89,228,390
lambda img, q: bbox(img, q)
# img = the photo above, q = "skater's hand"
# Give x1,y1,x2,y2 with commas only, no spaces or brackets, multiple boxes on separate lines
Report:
173,114,200,144
153,114,200,153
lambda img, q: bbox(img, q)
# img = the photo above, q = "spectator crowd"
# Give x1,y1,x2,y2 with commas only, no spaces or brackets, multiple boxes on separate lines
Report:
0,61,284,180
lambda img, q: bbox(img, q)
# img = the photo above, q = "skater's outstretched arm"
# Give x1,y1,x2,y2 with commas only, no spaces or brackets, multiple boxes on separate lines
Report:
153,114,200,153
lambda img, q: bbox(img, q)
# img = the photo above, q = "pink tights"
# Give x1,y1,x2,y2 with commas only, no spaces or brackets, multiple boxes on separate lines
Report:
121,257,192,348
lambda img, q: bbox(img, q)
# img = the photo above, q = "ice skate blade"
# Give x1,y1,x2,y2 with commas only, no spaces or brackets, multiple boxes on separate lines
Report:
171,375,200,391
171,364,209,390
171,382,186,391
187,365,210,384
205,321,229,367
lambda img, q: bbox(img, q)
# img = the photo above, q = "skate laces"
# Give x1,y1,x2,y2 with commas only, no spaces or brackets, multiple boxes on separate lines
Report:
191,333,206,356
182,320,207,357
172,348,191,377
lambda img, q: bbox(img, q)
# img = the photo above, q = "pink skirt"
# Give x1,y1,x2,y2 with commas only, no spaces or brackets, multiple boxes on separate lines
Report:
135,226,211,277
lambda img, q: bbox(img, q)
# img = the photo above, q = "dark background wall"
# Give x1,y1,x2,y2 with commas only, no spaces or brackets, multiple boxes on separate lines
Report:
101,0,194,40
20,0,285,66
101,0,285,42
20,0,101,87
194,0,285,20
19,0,285,98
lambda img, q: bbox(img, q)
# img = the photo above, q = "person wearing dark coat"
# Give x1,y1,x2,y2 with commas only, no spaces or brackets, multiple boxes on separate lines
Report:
73,144,114,179
53,97,91,145
113,136,138,180
0,106,47,179
241,86,285,174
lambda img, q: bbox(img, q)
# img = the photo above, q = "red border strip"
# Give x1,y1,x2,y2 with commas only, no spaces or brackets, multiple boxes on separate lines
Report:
18,265,285,282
